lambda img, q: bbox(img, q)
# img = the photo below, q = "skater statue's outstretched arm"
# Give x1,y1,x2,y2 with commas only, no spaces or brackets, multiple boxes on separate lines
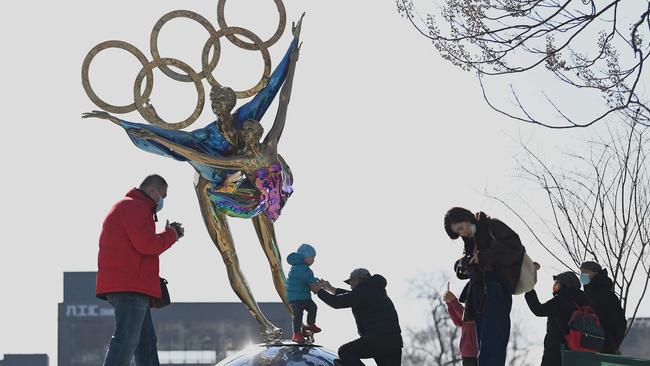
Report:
264,17,302,149
82,110,121,125
129,129,247,170
81,110,211,162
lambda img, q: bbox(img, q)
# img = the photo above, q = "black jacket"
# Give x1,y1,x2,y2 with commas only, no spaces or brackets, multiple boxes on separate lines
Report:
525,288,587,366
583,270,627,354
458,213,525,320
317,274,402,345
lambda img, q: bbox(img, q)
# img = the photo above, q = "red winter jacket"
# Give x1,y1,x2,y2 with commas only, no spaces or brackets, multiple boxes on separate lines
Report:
96,188,177,299
447,298,478,358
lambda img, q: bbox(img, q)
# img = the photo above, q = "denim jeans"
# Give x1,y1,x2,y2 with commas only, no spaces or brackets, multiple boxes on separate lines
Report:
103,292,160,366
290,299,317,333
475,272,512,366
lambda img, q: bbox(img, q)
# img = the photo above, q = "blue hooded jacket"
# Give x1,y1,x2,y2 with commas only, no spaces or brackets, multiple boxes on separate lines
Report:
285,244,318,302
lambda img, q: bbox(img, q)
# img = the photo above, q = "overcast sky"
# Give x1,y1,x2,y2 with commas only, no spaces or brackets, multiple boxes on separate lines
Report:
1,0,647,364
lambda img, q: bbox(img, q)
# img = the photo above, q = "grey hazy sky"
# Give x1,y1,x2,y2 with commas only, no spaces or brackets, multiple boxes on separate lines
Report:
1,0,646,364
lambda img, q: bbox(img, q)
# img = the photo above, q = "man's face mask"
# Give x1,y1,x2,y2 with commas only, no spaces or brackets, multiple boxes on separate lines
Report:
155,196,164,213
470,224,477,236
154,187,165,213
580,273,591,286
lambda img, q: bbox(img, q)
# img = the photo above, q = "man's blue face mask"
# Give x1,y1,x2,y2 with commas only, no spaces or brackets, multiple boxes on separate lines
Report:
580,273,591,286
155,196,164,213
154,187,165,213
471,224,477,236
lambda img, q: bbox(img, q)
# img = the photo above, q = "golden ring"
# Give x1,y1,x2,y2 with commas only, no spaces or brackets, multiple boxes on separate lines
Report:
150,10,222,82
216,0,286,51
202,27,271,98
82,40,154,113
133,57,205,130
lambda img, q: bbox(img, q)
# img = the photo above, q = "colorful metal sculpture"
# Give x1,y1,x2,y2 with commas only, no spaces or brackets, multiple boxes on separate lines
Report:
81,3,303,341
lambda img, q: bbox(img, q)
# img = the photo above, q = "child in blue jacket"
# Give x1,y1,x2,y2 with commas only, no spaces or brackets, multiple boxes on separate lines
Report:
286,243,321,342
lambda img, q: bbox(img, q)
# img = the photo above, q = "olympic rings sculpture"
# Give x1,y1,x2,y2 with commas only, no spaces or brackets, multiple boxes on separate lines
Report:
81,1,287,130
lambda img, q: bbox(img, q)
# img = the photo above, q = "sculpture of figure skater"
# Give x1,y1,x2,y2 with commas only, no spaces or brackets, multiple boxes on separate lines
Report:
83,18,303,340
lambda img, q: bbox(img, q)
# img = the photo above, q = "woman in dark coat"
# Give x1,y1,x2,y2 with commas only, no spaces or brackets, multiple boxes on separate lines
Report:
525,271,587,366
444,207,525,366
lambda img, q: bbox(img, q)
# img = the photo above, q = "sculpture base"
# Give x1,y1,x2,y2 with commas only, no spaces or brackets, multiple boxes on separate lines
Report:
216,342,339,365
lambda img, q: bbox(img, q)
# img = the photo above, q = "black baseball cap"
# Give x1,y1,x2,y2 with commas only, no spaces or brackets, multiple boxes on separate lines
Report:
344,268,370,284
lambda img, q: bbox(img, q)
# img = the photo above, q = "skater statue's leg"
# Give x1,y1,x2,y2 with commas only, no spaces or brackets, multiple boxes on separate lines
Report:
252,214,293,316
195,176,281,340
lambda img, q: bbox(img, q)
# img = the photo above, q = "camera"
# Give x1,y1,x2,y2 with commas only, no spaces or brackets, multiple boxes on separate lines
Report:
169,222,184,238
454,256,472,280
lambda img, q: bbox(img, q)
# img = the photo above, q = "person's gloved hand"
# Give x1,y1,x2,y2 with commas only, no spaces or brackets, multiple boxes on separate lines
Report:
310,283,322,293
443,291,457,304
166,220,184,239
319,280,336,293
443,282,457,304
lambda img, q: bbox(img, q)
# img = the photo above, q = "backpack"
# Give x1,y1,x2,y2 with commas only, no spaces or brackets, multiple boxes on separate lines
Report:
564,301,605,353
486,226,535,295
514,253,537,295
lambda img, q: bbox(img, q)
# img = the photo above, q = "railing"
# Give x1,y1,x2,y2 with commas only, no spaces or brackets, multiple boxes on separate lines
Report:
562,350,650,365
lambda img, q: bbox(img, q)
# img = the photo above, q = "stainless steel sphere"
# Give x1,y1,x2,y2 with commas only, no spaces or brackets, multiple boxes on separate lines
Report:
216,343,339,366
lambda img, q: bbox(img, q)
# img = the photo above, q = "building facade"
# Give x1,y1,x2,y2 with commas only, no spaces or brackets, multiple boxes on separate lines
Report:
620,317,650,359
0,354,49,366
58,272,291,366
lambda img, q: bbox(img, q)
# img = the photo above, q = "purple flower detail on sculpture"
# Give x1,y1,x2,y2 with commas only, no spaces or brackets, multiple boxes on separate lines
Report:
254,162,292,221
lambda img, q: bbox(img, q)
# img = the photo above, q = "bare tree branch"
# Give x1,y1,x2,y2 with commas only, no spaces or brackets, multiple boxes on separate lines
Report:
398,0,650,128
490,120,650,331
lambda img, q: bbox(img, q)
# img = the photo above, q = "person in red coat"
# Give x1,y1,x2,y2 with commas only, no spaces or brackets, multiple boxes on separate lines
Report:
444,284,478,366
97,174,183,366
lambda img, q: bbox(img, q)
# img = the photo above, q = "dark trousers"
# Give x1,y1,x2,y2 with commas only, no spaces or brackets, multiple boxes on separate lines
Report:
337,335,402,366
463,357,478,366
290,299,317,333
475,272,512,366
103,293,160,366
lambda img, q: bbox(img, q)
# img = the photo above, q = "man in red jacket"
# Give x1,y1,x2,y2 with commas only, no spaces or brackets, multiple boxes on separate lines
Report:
97,174,183,366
